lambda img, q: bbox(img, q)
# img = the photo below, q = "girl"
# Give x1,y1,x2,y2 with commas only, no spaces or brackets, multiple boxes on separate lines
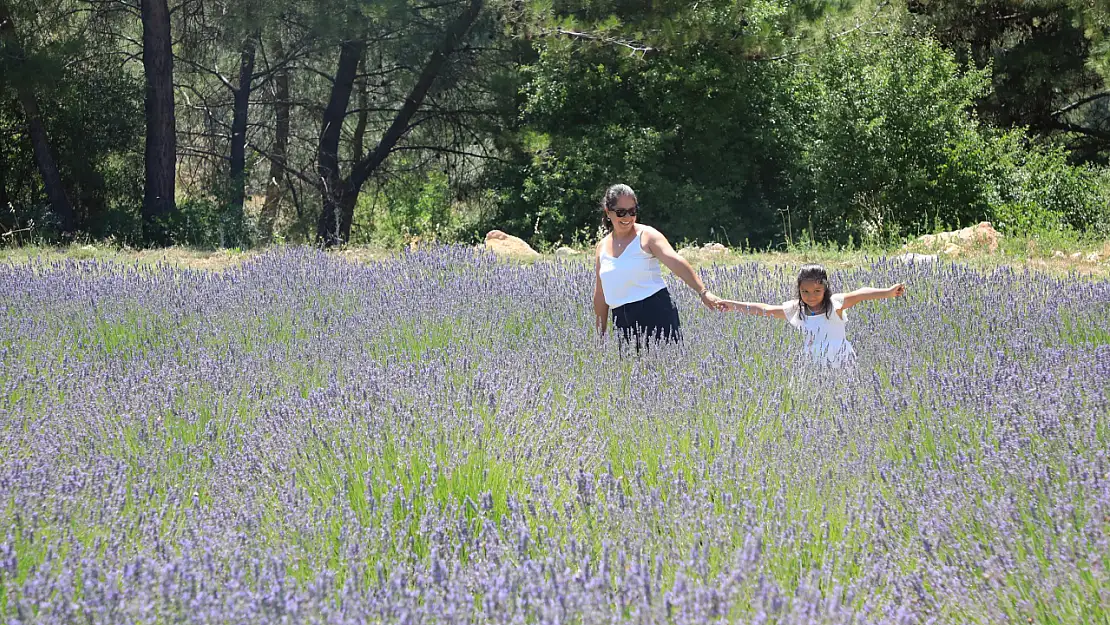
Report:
718,264,905,367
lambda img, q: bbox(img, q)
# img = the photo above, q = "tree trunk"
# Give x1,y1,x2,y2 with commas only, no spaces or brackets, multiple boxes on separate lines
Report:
317,0,484,246
140,0,177,246
315,38,366,247
227,32,258,246
0,158,10,222
259,33,290,244
0,2,77,236
352,55,369,163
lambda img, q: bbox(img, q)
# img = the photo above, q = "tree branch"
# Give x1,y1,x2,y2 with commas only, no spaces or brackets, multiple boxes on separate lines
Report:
1052,91,1110,118
766,0,892,62
1049,120,1110,142
176,54,236,92
246,139,318,188
179,144,230,162
535,27,654,53
390,144,510,163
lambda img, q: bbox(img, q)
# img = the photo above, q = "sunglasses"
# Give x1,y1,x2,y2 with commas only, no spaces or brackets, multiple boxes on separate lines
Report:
608,205,639,218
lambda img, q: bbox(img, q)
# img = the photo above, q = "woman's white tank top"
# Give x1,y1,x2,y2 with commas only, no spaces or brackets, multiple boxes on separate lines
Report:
598,228,667,308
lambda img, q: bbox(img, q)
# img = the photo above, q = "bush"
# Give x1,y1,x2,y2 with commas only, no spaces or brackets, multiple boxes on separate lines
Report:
166,198,226,249
486,10,1110,250
988,131,1105,236
1,56,144,243
484,43,800,248
792,33,998,242
353,170,464,248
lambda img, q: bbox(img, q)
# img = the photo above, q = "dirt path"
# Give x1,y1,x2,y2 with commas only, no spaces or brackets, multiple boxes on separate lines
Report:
1,241,1107,278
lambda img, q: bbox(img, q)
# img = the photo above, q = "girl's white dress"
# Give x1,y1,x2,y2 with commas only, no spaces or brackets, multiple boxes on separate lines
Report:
781,294,856,367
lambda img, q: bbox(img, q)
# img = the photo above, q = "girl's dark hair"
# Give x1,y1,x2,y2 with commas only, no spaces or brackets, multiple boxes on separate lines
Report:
600,184,637,232
797,264,835,317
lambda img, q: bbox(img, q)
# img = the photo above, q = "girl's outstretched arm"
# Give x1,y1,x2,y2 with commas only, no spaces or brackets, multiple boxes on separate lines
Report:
840,284,906,310
719,300,787,319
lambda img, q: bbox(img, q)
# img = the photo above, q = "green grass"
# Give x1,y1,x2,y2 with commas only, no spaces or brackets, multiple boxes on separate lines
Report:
1,232,1106,275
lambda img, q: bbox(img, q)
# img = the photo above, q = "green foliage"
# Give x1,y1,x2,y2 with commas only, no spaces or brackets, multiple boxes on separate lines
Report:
485,2,1109,250
162,198,238,249
3,0,1110,250
484,39,802,248
907,0,1104,150
89,154,146,245
353,170,463,248
988,132,1105,236
0,27,143,242
791,32,999,242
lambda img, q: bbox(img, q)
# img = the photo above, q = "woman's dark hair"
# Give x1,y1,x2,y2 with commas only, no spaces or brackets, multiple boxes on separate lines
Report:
600,184,637,232
797,264,835,317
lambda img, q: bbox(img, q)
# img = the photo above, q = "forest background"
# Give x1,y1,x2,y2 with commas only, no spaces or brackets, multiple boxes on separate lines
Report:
3,0,1110,252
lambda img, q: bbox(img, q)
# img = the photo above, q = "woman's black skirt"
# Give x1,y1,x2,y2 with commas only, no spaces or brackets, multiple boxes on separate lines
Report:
610,287,682,348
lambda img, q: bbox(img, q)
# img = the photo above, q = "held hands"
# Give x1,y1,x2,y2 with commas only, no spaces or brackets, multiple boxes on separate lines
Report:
720,300,742,313
699,290,728,311
712,299,751,314
721,301,764,315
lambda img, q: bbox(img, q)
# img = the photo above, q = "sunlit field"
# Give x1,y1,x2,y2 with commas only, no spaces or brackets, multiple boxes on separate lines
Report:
1,247,1107,623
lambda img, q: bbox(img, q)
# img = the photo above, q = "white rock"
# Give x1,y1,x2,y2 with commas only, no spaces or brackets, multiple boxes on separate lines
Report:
895,253,938,264
484,230,539,258
915,222,1003,252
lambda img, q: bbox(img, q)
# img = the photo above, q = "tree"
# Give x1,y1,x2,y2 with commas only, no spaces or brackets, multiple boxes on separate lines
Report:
792,31,1000,241
172,0,307,246
907,0,1110,161
258,32,290,243
0,0,77,235
314,0,486,246
141,0,177,245
481,0,863,247
226,31,259,243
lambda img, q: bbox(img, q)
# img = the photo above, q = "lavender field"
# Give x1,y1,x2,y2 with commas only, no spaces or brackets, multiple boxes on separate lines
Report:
0,247,1108,624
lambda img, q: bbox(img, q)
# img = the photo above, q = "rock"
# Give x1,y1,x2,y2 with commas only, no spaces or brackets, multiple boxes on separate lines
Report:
1070,252,1083,260
941,243,962,257
484,230,539,258
895,253,938,264
1053,250,1066,259
678,243,726,260
915,222,1003,253
1086,252,1102,263
554,246,581,258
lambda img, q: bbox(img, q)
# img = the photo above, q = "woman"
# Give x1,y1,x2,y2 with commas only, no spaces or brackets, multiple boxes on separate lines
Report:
593,184,724,347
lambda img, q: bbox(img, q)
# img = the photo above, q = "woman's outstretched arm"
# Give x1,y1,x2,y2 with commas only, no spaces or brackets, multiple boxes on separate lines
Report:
641,228,724,310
